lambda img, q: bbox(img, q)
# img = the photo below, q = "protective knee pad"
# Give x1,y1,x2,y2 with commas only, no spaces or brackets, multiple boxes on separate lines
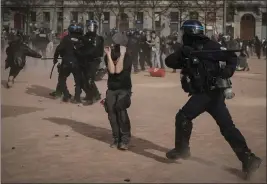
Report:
220,124,236,140
175,110,193,133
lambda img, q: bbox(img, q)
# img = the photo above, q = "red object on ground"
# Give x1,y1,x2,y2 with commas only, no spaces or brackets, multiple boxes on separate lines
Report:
148,68,166,77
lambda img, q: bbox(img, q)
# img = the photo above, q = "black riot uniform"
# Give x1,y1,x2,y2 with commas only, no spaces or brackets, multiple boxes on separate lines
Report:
165,20,261,180
5,34,42,88
79,20,104,105
53,23,84,102
127,30,140,73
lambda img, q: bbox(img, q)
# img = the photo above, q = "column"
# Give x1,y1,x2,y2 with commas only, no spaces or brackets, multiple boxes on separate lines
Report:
110,12,116,29
63,9,70,30
143,10,152,29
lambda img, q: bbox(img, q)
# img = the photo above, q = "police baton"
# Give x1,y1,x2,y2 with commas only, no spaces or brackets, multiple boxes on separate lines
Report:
40,58,62,79
50,63,56,79
41,57,62,60
191,49,243,54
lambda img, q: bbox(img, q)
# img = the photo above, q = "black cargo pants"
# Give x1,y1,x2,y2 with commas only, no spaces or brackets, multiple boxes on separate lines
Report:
58,62,82,100
131,51,139,72
105,89,132,144
8,66,22,80
83,59,101,100
139,50,152,70
175,89,251,163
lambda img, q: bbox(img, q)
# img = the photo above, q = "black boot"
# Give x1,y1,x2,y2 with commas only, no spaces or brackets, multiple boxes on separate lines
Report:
166,111,192,160
82,98,94,106
166,147,191,160
49,91,62,98
62,94,72,102
242,152,262,180
71,97,82,104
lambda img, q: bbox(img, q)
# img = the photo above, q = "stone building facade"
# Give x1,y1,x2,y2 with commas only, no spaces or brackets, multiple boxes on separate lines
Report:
1,0,266,39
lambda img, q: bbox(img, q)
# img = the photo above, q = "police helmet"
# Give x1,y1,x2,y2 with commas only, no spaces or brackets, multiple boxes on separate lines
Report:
126,29,134,36
110,28,118,36
181,20,204,36
87,20,98,33
68,23,84,35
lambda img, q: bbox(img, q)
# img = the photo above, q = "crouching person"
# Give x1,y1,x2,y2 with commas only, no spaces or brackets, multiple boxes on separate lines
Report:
5,35,42,88
104,44,132,150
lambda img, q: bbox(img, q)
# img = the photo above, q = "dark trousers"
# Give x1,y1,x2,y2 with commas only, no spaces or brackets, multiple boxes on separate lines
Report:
131,51,139,71
255,48,261,59
58,63,82,99
105,89,131,144
159,51,165,69
9,66,22,79
139,50,152,70
177,90,251,162
82,60,101,100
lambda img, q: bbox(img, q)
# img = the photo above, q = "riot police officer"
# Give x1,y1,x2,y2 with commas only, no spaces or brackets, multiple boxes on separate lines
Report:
79,20,104,105
165,20,261,180
127,29,140,73
53,23,84,103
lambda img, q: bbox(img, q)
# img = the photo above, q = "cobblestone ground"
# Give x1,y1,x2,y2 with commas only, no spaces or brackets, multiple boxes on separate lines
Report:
1,56,266,183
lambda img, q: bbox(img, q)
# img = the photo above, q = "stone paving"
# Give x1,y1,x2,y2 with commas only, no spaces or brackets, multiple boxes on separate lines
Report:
1,57,266,183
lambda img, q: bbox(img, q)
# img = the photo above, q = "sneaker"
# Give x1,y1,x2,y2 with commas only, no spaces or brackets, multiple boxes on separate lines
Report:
242,153,262,180
119,142,129,150
7,81,13,88
110,140,119,148
166,148,191,160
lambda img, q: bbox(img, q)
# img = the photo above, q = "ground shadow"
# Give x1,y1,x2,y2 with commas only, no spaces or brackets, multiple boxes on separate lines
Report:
25,85,55,99
44,117,216,166
1,104,45,118
44,117,176,164
222,166,245,180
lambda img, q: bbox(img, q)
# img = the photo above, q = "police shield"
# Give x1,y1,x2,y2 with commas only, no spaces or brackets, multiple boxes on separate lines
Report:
112,32,128,46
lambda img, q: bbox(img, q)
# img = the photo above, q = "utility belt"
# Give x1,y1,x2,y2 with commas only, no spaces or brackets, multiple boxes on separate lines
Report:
180,73,205,95
181,73,234,99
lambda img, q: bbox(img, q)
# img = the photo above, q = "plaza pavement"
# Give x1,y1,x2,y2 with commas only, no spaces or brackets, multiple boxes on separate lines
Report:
1,57,266,183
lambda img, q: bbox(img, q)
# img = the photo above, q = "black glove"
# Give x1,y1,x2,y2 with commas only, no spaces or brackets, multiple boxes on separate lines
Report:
53,58,58,65
181,46,194,57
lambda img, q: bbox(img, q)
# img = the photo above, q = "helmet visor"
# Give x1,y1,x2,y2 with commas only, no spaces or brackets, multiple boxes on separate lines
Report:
181,25,204,35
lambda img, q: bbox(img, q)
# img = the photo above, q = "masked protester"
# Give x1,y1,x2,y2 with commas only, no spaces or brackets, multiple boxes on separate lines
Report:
103,44,132,150
5,34,42,88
